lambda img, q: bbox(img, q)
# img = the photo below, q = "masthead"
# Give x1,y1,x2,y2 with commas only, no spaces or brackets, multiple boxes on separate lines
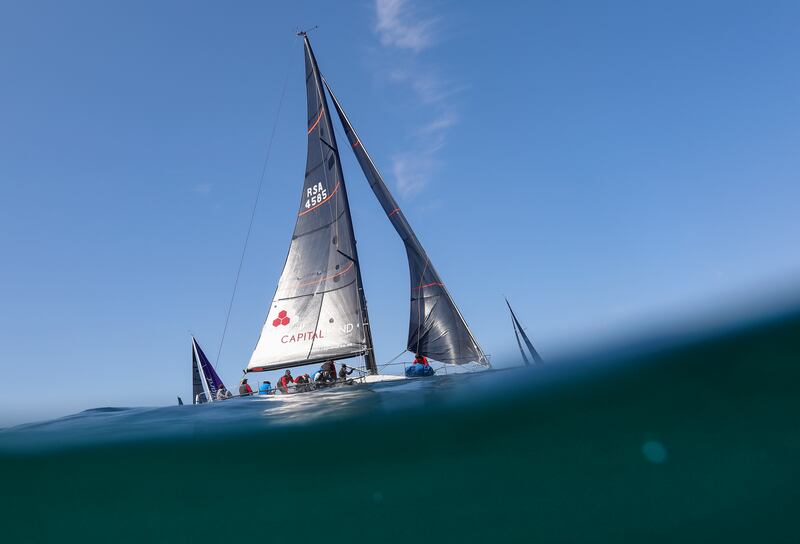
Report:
295,25,318,37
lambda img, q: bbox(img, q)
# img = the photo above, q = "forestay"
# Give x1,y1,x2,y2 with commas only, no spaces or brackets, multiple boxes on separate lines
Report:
324,79,488,366
248,37,368,372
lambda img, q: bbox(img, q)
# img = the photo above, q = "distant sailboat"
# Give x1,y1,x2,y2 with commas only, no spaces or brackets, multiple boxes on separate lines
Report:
191,337,230,403
506,299,543,365
244,33,488,382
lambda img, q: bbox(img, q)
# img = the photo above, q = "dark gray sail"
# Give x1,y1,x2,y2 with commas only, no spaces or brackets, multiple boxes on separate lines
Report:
506,299,543,365
248,35,374,372
324,78,487,366
508,300,531,366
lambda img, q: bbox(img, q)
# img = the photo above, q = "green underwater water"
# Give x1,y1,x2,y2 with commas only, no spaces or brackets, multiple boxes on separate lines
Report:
1,309,798,543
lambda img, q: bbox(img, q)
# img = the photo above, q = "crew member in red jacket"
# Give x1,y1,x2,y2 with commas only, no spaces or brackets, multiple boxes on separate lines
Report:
294,373,311,393
278,370,294,393
413,353,429,366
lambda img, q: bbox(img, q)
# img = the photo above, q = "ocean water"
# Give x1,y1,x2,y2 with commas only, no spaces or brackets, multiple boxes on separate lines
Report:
1,308,798,543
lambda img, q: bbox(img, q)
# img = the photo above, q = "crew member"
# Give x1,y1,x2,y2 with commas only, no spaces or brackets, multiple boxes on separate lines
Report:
321,360,336,382
216,385,230,400
413,354,430,366
278,370,294,393
294,373,311,393
239,378,253,396
258,381,272,395
338,364,354,381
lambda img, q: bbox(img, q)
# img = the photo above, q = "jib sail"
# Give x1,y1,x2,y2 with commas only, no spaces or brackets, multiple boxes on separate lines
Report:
324,78,488,366
192,337,227,403
247,35,372,372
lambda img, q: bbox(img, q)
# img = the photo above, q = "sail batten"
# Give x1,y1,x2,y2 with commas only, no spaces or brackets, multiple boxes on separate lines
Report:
247,36,374,372
324,77,488,366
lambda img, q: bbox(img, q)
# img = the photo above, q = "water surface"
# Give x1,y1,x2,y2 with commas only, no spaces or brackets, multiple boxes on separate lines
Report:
1,308,798,543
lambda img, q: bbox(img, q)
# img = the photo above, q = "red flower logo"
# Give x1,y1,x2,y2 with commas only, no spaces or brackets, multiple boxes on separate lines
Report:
272,310,290,327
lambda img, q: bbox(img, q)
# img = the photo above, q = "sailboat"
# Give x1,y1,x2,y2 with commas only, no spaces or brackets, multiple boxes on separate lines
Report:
506,299,543,366
192,337,231,403
244,32,489,386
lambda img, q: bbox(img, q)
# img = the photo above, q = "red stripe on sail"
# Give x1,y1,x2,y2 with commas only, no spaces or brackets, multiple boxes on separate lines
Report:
388,208,401,217
415,282,444,289
307,109,324,134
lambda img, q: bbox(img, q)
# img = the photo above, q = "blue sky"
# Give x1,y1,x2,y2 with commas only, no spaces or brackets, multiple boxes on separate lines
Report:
1,0,799,424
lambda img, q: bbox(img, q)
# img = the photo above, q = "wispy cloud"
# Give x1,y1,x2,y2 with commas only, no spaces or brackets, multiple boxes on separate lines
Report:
388,69,465,105
420,109,458,140
373,0,461,198
192,182,212,195
389,111,453,197
375,0,437,52
392,152,435,196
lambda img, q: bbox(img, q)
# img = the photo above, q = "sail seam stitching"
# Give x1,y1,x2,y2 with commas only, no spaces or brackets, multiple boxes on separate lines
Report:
273,277,357,302
297,261,354,287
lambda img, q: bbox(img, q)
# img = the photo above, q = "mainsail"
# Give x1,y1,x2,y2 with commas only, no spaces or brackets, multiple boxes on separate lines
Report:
324,78,488,366
248,35,374,372
192,337,228,403
505,299,543,365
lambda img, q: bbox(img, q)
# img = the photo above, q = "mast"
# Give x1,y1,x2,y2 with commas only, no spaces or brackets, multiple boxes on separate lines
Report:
302,33,377,375
353,246,378,374
324,76,488,367
247,33,376,373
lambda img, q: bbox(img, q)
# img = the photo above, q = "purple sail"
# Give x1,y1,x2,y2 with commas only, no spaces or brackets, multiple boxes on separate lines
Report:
192,337,228,403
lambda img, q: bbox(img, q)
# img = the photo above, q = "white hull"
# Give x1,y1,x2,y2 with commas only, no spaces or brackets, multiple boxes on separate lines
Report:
363,373,406,384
